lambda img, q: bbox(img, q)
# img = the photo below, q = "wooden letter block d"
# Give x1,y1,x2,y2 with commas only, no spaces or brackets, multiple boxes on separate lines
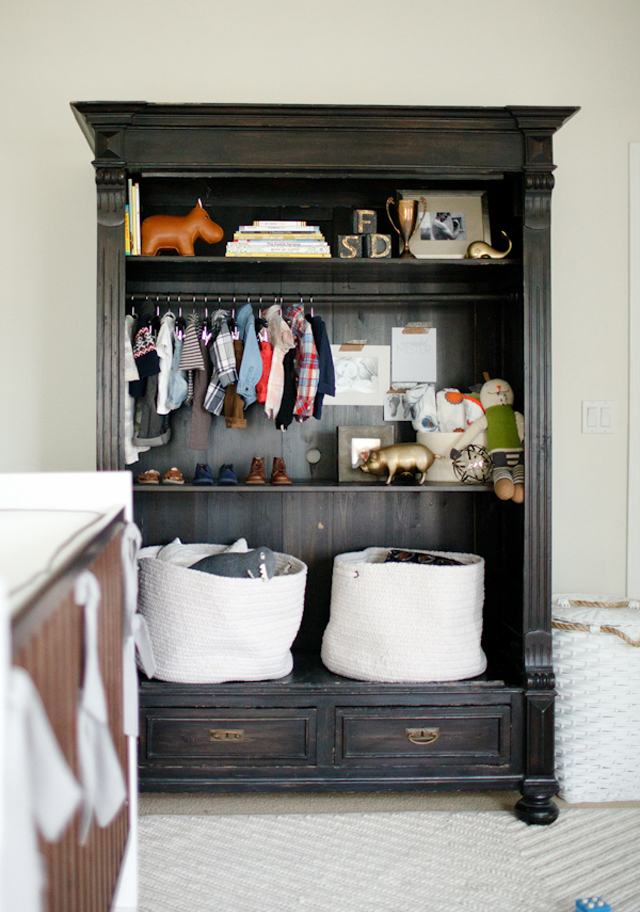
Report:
364,234,392,258
338,235,363,258
352,209,377,234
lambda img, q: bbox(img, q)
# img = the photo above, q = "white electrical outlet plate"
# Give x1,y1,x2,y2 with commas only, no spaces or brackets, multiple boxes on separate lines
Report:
582,400,615,433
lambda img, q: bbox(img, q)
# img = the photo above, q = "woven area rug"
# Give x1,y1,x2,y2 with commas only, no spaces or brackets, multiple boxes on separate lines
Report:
139,809,640,912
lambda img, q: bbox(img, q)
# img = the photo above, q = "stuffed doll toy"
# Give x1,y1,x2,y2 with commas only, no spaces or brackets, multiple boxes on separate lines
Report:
450,375,524,503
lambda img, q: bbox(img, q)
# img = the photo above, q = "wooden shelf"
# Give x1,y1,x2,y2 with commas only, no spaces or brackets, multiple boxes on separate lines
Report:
139,652,512,694
133,481,493,493
126,254,521,293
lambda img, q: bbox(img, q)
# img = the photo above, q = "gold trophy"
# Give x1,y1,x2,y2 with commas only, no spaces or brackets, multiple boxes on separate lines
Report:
386,196,427,258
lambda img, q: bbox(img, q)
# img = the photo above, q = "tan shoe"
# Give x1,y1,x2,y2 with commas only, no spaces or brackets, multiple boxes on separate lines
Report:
162,467,185,485
137,469,160,485
246,457,266,484
271,457,291,485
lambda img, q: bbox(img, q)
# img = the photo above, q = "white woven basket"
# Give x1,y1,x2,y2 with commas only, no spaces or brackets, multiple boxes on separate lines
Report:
553,593,640,802
321,547,486,683
138,545,307,683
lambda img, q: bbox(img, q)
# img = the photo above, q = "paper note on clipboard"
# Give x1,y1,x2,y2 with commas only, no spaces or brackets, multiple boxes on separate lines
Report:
391,325,437,383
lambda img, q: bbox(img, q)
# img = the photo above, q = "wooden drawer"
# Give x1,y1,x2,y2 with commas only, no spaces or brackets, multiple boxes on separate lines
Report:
144,708,317,765
336,706,511,767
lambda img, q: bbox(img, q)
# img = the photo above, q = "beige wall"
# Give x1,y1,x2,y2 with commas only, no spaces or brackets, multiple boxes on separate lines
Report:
1,0,637,595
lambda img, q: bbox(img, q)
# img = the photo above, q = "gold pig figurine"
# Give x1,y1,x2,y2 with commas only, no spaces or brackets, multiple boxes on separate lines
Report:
359,442,437,485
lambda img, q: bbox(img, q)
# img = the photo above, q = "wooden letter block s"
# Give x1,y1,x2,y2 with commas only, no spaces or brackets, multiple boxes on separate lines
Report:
338,235,363,258
364,234,392,258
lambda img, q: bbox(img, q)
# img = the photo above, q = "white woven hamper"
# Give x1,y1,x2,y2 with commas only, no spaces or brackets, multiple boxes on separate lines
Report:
553,593,640,802
138,545,307,683
321,547,486,683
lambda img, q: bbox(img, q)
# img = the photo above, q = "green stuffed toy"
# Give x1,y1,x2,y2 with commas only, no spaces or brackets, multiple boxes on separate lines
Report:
450,375,524,503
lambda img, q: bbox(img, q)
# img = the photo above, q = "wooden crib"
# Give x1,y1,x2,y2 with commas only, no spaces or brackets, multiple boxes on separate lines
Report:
9,509,129,912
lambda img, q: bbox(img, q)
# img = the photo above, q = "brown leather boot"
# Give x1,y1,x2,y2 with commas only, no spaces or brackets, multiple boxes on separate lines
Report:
246,456,266,484
271,457,291,485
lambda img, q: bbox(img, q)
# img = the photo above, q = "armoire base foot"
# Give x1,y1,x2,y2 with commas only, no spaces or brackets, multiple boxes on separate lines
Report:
514,791,559,825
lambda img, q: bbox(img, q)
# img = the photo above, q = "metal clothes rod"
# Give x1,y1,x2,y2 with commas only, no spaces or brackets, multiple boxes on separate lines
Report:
127,291,517,307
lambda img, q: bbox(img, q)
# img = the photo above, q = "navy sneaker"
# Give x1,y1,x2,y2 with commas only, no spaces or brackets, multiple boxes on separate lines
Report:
218,464,238,485
193,463,214,486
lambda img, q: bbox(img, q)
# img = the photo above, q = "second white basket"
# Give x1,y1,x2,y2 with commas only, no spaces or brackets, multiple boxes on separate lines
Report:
321,547,486,683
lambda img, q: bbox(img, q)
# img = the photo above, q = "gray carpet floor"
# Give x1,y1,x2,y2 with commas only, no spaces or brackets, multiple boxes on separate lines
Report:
138,807,640,912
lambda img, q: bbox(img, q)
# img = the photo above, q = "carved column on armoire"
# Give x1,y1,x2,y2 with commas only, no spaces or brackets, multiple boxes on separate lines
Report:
95,166,126,471
510,110,559,824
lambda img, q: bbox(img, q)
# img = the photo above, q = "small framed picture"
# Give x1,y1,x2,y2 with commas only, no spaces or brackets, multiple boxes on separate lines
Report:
338,425,394,483
398,190,491,259
324,345,391,407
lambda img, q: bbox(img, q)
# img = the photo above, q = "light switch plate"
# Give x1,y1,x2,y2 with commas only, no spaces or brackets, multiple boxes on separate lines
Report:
582,400,615,433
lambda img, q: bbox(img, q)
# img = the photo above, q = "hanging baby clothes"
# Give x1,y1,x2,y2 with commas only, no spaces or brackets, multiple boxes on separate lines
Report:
255,336,273,404
166,321,188,411
204,310,238,416
286,304,320,420
129,315,160,398
124,313,139,386
130,314,170,448
189,328,213,450
236,301,263,408
132,372,171,448
306,312,335,419
223,338,247,429
124,314,149,464
178,312,205,403
263,303,295,420
275,348,297,431
155,311,176,415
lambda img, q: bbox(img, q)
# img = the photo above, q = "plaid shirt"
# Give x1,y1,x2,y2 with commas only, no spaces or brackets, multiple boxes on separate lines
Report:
286,305,320,419
204,312,237,416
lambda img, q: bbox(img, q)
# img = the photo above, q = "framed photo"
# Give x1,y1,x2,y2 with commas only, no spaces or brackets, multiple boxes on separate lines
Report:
324,345,391,406
398,190,491,259
338,425,394,483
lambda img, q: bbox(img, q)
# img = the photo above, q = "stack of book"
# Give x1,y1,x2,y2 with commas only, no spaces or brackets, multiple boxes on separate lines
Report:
126,179,141,255
225,221,331,258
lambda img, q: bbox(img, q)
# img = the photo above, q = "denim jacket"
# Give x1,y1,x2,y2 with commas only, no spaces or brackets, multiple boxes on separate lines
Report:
236,302,263,408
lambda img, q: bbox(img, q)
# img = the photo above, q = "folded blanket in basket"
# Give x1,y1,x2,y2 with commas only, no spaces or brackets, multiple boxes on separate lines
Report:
155,537,249,567
191,547,276,579
384,549,464,566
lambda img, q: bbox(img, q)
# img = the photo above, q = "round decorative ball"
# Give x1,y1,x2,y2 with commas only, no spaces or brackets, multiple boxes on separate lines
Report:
452,445,493,484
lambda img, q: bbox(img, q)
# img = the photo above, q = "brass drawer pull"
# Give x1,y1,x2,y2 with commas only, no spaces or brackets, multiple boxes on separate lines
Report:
210,728,245,742
406,727,440,745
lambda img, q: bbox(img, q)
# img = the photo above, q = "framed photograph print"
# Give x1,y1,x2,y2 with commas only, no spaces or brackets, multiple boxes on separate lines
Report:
324,345,391,406
398,190,491,259
338,425,394,482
